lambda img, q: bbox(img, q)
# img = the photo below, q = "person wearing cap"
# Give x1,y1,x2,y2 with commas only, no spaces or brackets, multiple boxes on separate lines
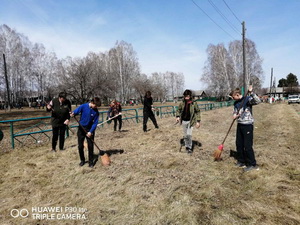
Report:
47,92,71,152
71,97,101,168
176,89,201,154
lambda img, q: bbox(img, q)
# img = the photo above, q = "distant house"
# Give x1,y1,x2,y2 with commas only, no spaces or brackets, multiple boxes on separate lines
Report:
267,86,300,98
267,87,284,98
193,90,208,100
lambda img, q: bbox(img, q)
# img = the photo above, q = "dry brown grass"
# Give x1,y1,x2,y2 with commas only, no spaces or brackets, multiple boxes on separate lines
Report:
0,103,299,225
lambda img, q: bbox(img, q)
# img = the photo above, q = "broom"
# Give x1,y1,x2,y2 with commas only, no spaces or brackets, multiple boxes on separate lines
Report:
214,88,250,161
213,118,237,161
73,115,111,166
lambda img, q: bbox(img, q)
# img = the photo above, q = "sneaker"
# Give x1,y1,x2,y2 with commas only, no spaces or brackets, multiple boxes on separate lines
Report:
51,149,56,152
88,163,94,168
186,147,192,154
235,162,246,168
79,161,85,167
243,165,259,172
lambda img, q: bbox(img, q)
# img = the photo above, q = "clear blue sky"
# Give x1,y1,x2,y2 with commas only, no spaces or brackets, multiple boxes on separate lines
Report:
1,0,299,90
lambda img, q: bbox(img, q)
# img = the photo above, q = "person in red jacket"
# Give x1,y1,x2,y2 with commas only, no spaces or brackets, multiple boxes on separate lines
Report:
107,99,122,132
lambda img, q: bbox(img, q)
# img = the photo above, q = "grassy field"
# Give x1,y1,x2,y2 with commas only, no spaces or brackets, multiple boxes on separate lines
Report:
0,102,299,225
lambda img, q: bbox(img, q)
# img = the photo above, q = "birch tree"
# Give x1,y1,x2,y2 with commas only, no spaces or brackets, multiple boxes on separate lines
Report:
201,43,234,97
202,39,264,97
109,41,140,103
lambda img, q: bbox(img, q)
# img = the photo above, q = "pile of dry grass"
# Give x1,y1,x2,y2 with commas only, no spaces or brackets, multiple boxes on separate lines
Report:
0,103,299,224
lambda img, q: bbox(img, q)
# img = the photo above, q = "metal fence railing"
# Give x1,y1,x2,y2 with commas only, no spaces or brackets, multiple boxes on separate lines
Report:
0,101,234,149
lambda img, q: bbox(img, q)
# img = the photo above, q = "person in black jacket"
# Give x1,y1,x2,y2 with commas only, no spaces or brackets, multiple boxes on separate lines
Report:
142,91,159,132
47,92,71,151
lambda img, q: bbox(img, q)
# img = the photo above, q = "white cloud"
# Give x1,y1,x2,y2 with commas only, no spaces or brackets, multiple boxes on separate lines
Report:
9,22,110,58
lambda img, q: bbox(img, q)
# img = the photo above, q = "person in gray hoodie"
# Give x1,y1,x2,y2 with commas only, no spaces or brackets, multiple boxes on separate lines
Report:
230,85,261,172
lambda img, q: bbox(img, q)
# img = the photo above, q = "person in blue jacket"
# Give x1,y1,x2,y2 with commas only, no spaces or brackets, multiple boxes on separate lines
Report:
71,97,101,168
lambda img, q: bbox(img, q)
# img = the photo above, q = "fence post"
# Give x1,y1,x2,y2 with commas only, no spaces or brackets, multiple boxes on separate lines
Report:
135,109,139,123
10,122,14,149
101,112,104,127
66,127,69,137
159,106,162,119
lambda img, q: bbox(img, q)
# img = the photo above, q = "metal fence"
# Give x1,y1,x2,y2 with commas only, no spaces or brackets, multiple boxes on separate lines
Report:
0,101,234,149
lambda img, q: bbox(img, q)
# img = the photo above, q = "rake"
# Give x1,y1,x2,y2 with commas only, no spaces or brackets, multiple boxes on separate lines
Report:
73,115,110,166
213,118,236,161
97,113,121,127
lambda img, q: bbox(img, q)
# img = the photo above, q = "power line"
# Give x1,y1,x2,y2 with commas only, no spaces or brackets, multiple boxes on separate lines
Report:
222,0,242,24
221,1,253,43
190,0,237,39
207,0,241,35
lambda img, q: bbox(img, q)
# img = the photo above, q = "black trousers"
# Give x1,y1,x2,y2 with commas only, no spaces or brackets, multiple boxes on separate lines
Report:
52,125,66,150
143,110,158,131
113,115,122,131
236,124,257,166
77,126,95,164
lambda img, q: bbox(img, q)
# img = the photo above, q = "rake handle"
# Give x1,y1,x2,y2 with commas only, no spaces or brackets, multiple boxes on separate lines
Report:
221,89,251,146
73,115,103,154
97,113,121,127
221,118,236,145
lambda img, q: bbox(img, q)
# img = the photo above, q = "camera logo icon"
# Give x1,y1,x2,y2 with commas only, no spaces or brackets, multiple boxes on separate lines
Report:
10,209,29,218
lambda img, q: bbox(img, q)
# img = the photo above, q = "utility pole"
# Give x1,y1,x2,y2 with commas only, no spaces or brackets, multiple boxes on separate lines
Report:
242,21,246,95
274,77,277,97
270,68,273,97
3,54,11,111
